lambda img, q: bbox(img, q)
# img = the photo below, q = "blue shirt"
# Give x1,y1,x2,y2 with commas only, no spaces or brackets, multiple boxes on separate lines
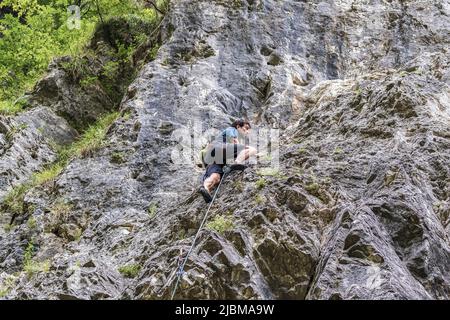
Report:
217,127,238,143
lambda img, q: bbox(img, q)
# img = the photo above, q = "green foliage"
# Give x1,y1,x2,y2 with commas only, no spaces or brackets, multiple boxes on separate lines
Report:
1,112,118,215
80,75,98,88
231,0,242,8
46,199,72,233
257,167,287,179
161,57,170,66
27,216,37,229
255,178,266,190
233,180,243,192
4,123,27,142
69,112,119,158
305,182,320,193
121,111,131,121
384,170,397,186
257,167,279,176
101,60,121,80
60,54,96,84
32,163,64,186
23,241,50,277
0,287,7,298
111,151,126,164
148,203,158,218
254,194,266,205
3,223,15,233
2,183,32,215
74,228,83,241
0,99,28,115
0,0,167,114
206,215,234,235
0,274,17,298
23,241,34,265
147,43,161,61
118,263,141,278
0,1,96,108
50,199,72,218
24,258,51,277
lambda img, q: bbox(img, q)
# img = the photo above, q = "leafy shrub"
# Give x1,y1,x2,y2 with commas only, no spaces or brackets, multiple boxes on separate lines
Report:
0,0,167,114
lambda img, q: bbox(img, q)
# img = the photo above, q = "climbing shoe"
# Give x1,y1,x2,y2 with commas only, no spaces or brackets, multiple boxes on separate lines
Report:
229,163,247,171
223,164,246,174
198,187,212,203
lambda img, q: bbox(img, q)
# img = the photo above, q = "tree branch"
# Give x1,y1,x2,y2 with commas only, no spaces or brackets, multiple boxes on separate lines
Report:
144,1,165,15
94,0,104,24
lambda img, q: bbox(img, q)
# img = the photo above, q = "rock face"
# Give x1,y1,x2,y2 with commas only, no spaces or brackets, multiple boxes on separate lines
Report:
1,0,449,300
0,108,78,202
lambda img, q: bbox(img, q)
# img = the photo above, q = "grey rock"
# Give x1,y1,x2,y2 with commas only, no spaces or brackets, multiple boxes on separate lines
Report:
28,57,115,131
1,0,449,300
0,107,77,201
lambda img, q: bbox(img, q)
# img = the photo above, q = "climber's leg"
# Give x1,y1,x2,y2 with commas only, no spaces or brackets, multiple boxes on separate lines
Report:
204,172,221,193
198,164,223,203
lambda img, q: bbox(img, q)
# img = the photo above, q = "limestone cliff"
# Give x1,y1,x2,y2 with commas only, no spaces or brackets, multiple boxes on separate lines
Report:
1,0,449,300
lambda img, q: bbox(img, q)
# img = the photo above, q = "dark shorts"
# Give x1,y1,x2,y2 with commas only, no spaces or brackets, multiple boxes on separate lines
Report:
202,164,224,182
203,142,246,165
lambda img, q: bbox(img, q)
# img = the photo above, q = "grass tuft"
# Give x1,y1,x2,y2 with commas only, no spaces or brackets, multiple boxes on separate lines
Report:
118,264,141,278
206,215,234,235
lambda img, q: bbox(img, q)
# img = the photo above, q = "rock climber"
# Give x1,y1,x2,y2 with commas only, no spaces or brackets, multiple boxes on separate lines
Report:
198,119,257,203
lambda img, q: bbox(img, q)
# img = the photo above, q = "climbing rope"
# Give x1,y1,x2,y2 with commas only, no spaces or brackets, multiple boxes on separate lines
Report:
169,168,229,300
